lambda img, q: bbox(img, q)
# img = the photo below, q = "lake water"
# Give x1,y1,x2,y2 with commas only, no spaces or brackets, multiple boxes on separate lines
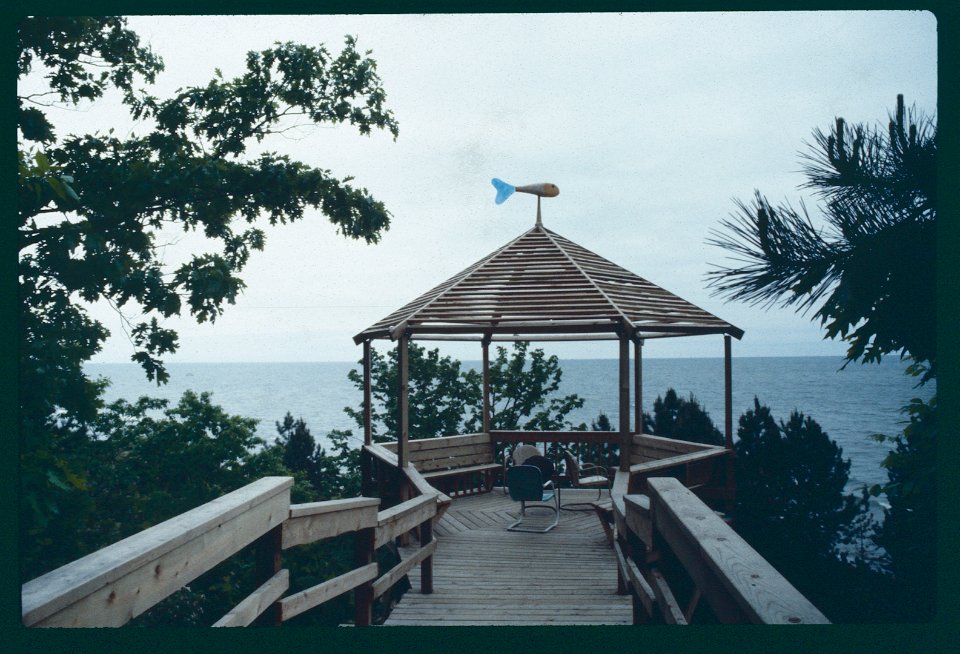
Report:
87,356,933,499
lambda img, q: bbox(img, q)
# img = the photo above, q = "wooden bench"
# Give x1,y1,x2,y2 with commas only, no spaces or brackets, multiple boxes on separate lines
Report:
382,433,500,497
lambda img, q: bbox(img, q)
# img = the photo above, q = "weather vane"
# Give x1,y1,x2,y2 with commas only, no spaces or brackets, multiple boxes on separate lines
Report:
491,178,559,227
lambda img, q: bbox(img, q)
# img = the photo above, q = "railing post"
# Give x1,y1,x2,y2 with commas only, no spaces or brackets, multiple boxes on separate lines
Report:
634,339,643,434
481,334,491,434
618,329,631,472
419,518,433,594
363,340,373,446
253,524,283,626
632,591,646,624
723,335,733,449
397,333,409,470
354,525,376,626
360,447,372,498
724,334,737,517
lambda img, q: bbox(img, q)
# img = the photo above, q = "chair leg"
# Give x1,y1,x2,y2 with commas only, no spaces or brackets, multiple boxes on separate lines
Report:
507,499,559,533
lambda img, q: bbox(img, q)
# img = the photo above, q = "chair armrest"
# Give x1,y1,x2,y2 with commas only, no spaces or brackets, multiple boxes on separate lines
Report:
581,462,613,477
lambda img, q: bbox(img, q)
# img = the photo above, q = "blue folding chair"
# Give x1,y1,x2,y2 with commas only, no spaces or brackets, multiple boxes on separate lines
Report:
506,464,560,533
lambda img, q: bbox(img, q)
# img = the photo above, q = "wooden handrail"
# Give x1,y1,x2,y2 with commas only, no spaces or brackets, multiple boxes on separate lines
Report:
22,476,293,627
628,447,728,475
22,474,442,628
613,477,829,624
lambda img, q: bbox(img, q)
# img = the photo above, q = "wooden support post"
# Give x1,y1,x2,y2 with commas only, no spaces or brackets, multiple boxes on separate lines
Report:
360,447,371,498
724,335,733,450
397,333,409,470
253,525,283,626
618,331,631,472
481,335,491,434
633,591,645,624
363,340,372,446
723,334,736,517
353,526,376,626
419,519,433,594
634,339,643,435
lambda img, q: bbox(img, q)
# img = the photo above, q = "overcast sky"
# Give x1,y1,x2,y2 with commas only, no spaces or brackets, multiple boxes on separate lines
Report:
32,12,937,363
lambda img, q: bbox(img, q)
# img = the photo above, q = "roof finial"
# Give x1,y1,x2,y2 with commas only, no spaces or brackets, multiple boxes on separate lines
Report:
491,179,559,228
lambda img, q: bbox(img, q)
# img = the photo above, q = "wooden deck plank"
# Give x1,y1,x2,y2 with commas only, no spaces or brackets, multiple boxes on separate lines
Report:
383,489,631,626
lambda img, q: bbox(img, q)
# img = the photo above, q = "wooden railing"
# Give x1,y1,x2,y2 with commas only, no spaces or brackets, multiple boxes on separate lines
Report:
372,430,732,503
22,476,438,627
491,430,622,474
609,476,829,624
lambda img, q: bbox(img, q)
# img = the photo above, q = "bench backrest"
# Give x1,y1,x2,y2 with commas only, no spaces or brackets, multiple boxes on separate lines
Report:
381,433,494,472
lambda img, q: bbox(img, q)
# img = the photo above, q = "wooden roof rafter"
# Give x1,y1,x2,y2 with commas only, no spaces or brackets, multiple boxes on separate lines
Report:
354,223,743,344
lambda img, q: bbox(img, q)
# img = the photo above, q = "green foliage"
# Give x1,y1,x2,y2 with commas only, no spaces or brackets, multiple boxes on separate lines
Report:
707,95,938,620
275,413,361,500
734,398,857,569
590,412,613,432
22,389,372,625
478,341,586,432
277,412,318,472
346,342,480,441
649,388,722,445
346,341,585,441
707,95,936,378
21,391,293,582
873,395,937,620
18,16,397,533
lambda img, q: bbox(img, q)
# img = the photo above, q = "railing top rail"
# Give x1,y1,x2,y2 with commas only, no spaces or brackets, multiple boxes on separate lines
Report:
638,478,829,624
289,497,380,519
22,476,292,627
364,443,399,467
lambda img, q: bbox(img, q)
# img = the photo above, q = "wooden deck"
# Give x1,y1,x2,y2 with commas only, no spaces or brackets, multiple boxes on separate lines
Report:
383,489,632,626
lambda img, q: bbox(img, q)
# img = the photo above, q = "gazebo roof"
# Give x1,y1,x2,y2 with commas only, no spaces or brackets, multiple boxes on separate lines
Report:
354,223,743,344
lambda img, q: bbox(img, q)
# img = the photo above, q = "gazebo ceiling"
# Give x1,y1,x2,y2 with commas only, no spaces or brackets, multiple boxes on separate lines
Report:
354,223,744,344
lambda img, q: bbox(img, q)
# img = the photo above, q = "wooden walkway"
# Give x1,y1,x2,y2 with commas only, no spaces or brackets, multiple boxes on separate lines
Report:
383,489,632,626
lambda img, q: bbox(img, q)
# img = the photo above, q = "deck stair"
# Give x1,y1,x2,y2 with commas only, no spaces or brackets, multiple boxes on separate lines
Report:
383,489,631,626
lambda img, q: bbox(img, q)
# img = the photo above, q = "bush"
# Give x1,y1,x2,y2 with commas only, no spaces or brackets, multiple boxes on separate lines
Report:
649,388,723,445
734,398,857,567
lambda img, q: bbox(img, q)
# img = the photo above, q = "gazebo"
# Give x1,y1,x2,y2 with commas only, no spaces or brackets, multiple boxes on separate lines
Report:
353,208,744,482
23,203,833,629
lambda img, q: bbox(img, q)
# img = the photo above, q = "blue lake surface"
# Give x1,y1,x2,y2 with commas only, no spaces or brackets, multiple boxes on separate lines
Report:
87,356,934,498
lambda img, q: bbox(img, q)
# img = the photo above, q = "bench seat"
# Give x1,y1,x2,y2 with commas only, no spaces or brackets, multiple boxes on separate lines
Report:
421,462,502,481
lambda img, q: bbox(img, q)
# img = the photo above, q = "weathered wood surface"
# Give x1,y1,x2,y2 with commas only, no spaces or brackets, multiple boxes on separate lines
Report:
420,462,500,479
278,563,378,622
382,433,488,454
646,478,829,624
629,432,719,465
22,477,292,627
622,493,652,548
378,434,496,495
375,493,438,549
363,443,452,519
212,569,289,627
648,567,687,625
282,497,380,549
354,225,743,344
371,539,437,599
383,489,631,625
364,443,399,466
629,448,728,476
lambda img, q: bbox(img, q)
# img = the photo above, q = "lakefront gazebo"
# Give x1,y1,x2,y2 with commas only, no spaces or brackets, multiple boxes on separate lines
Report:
24,197,832,629
353,203,744,478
